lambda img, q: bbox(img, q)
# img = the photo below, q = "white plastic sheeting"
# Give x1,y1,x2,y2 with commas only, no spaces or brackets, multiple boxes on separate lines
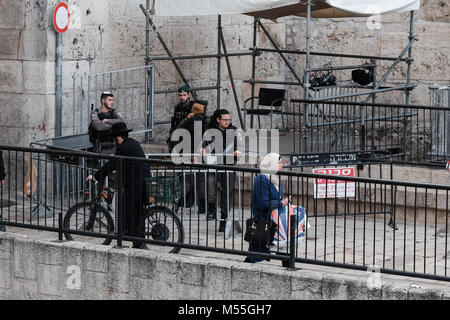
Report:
153,0,420,18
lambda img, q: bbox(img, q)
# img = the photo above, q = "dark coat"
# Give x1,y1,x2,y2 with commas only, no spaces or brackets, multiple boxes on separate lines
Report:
167,101,196,151
0,150,5,181
245,174,284,263
94,138,149,238
202,122,240,165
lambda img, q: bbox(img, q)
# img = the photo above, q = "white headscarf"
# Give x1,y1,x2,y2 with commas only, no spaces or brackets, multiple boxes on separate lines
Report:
259,153,281,191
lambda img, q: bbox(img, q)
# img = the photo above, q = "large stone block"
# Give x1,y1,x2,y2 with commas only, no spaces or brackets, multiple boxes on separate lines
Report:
107,248,131,293
231,264,262,295
154,255,181,299
381,283,408,300
408,287,444,300
205,261,233,300
259,269,291,300
0,236,12,259
36,240,63,266
177,283,208,300
74,0,111,29
81,270,108,300
23,61,55,95
179,260,207,287
129,276,155,300
421,0,450,22
0,29,21,60
83,244,110,272
62,28,101,60
13,238,37,280
0,61,24,93
10,279,39,300
129,251,157,279
321,274,349,300
290,269,323,300
0,258,11,289
37,264,63,297
0,0,25,29
24,0,49,31
18,30,49,61
99,28,145,60
110,0,147,26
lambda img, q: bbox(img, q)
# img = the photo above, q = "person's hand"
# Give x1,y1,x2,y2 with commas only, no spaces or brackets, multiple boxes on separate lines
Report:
102,119,109,123
0,180,3,187
234,150,241,157
200,148,206,156
86,175,97,183
282,197,289,207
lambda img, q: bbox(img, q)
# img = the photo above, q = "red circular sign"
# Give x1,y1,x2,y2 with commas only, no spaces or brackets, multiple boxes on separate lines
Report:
53,2,70,33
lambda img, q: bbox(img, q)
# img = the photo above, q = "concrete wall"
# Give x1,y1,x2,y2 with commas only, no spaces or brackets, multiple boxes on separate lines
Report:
0,0,449,146
0,232,449,300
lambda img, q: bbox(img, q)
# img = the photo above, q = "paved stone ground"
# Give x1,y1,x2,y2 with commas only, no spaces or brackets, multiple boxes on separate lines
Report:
1,197,449,286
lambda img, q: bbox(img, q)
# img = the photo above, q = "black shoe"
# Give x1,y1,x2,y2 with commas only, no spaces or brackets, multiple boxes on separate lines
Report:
207,212,216,220
198,202,206,215
282,260,290,268
218,221,226,232
0,225,5,232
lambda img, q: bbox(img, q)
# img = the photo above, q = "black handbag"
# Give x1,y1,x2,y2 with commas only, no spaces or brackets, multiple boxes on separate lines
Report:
244,218,277,246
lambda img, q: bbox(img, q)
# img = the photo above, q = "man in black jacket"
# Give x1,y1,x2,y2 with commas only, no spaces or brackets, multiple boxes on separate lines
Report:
167,85,196,153
201,109,242,231
87,122,149,249
0,150,5,232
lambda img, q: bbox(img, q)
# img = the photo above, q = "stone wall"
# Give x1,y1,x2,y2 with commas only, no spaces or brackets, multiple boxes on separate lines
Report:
0,232,449,300
0,0,449,146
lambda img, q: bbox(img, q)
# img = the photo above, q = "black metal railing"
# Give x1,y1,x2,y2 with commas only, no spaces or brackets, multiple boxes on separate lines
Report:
286,99,449,166
0,145,449,281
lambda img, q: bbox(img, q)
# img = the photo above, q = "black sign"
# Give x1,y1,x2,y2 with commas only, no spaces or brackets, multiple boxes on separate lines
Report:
290,152,359,167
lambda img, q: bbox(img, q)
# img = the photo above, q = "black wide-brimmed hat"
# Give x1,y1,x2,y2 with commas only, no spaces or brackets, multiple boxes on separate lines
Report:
111,122,132,137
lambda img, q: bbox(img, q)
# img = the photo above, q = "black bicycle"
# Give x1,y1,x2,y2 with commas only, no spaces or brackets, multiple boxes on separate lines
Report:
63,179,185,253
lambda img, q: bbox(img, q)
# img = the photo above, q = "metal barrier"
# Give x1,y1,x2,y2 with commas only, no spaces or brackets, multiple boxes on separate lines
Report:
288,98,449,166
0,145,449,281
70,65,155,139
430,85,450,161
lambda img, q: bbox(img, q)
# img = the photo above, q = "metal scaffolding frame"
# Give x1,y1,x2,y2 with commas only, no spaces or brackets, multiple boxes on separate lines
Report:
140,0,418,154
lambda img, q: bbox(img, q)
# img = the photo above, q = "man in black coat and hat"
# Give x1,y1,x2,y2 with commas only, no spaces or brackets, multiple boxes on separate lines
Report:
87,122,149,249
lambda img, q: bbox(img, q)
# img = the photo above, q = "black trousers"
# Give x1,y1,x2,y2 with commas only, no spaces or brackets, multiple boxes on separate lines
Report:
198,171,235,218
122,189,146,248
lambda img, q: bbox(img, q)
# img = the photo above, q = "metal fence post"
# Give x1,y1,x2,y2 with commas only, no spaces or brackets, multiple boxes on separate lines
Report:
117,157,124,247
289,213,296,269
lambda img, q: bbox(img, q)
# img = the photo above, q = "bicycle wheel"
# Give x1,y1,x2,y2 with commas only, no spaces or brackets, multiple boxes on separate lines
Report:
143,206,184,253
63,201,115,245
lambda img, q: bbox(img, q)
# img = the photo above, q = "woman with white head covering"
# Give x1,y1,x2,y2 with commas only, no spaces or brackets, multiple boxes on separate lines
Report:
244,153,290,263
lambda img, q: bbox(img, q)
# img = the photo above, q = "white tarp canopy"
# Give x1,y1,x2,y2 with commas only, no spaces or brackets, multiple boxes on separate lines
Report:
153,0,420,19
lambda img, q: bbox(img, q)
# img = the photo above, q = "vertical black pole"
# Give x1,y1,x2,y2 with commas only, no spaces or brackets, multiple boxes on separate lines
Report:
117,158,124,247
289,214,296,269
58,160,63,241
250,17,258,130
